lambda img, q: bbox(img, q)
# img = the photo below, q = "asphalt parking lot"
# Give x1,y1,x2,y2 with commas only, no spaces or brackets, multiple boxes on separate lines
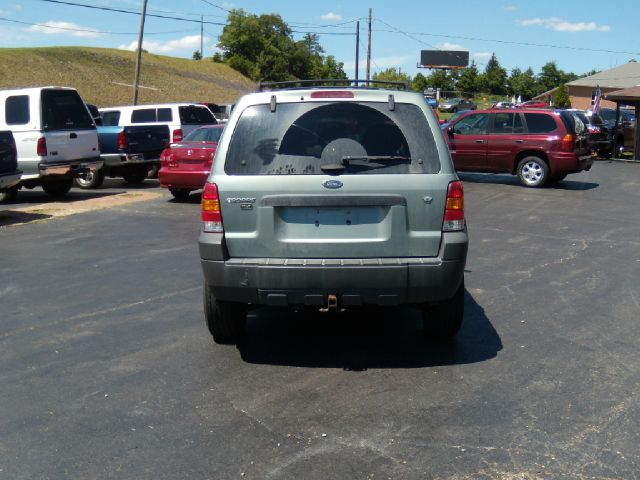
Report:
1,162,640,480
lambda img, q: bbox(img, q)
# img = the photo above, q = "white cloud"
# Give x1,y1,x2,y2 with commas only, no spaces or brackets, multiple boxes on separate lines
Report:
472,52,492,62
321,12,343,21
28,21,101,37
519,17,610,32
118,35,206,54
436,43,466,51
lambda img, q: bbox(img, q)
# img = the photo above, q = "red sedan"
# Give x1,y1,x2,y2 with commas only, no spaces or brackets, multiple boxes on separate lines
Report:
159,124,224,201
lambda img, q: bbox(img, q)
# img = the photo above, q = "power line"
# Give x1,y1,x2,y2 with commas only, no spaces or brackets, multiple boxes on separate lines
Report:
36,0,227,26
372,22,640,57
0,17,194,35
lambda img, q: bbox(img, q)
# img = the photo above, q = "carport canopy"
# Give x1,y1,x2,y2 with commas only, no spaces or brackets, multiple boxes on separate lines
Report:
604,86,640,160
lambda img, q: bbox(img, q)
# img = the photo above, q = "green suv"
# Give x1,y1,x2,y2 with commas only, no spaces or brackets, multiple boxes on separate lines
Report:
199,81,468,343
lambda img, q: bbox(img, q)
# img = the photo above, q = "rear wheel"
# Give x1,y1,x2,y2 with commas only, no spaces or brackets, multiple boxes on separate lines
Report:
421,279,465,340
0,185,19,204
42,178,73,198
122,165,148,184
74,168,105,189
147,164,159,179
204,282,246,344
169,188,191,201
517,156,549,187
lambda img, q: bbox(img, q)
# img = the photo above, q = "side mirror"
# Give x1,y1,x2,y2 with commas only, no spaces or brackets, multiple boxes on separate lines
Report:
447,125,455,137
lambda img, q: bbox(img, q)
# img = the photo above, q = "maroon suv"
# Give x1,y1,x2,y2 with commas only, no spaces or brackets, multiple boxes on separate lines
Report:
444,108,593,187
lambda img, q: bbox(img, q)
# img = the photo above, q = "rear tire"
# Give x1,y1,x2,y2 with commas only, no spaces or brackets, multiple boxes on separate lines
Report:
147,164,159,179
42,178,73,198
516,156,549,188
0,185,19,204
421,279,465,340
122,165,148,184
74,168,105,189
204,282,246,344
169,188,191,201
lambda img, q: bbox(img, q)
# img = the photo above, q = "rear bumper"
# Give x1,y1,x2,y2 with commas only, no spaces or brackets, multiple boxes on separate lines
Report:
159,168,209,190
200,230,468,307
548,152,594,175
0,170,22,191
39,158,103,177
101,153,159,168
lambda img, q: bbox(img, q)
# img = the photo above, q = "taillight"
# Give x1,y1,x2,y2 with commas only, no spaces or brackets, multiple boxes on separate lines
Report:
587,125,601,134
201,182,223,233
173,129,183,142
159,148,170,167
561,133,575,152
205,151,216,168
37,137,47,157
117,131,129,150
443,180,465,232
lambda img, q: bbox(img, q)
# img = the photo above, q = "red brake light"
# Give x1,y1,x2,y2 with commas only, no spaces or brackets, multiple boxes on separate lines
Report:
561,133,575,152
310,91,354,99
205,151,216,168
37,137,47,157
443,180,465,232
117,131,129,150
201,182,223,233
173,129,183,142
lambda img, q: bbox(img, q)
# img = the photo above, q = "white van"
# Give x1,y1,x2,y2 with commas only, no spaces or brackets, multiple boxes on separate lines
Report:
99,103,217,144
0,86,102,202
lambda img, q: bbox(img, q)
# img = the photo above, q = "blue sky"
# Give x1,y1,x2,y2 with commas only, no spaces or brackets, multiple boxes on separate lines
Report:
1,0,639,78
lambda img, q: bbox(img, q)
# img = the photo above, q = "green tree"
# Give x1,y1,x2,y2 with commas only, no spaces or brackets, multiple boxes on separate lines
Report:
478,53,507,94
554,83,571,108
457,61,479,95
508,67,536,98
217,9,345,81
427,69,454,91
412,72,429,93
372,67,412,86
192,50,202,61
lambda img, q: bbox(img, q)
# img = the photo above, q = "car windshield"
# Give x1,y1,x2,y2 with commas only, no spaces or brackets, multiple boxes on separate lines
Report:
184,127,223,142
224,101,440,175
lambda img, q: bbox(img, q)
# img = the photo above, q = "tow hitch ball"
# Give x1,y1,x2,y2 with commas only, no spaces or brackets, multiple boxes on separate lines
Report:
319,294,341,312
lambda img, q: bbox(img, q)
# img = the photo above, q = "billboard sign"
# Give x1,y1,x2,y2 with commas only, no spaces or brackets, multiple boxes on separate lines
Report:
420,50,469,69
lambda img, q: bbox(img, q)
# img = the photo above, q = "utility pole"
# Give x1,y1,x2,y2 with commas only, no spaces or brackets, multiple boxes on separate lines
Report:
132,0,148,105
200,16,204,60
355,21,360,83
366,8,372,84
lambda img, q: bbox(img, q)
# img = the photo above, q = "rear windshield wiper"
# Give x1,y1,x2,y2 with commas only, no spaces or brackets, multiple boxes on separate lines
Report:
341,155,412,165
319,155,412,173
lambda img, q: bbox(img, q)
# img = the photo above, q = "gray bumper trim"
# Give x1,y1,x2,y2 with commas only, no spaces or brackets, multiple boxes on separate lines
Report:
200,230,468,306
39,159,103,177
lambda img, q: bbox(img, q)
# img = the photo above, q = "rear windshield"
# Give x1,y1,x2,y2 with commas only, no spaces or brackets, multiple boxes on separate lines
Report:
185,127,223,142
224,102,440,175
179,106,216,125
41,89,94,131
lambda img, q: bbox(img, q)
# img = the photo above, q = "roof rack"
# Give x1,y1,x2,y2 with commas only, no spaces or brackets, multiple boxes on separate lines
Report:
257,79,410,92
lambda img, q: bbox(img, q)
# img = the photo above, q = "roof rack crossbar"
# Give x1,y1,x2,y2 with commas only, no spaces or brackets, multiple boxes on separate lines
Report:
257,79,410,92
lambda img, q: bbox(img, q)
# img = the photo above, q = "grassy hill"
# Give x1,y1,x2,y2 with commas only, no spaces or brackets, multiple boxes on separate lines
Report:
0,47,255,107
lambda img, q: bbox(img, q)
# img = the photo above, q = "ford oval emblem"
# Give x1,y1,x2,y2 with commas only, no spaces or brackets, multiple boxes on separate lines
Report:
322,179,343,189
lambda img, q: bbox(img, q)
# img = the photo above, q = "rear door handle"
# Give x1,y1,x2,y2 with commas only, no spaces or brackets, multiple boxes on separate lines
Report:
70,132,77,139
515,140,524,144
474,139,485,144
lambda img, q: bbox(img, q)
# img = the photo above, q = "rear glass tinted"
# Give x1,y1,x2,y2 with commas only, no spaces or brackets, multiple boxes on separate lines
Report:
5,95,30,125
41,89,94,130
524,113,558,133
490,112,523,134
131,109,157,123
225,101,439,175
101,111,120,126
179,106,215,125
185,127,223,142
